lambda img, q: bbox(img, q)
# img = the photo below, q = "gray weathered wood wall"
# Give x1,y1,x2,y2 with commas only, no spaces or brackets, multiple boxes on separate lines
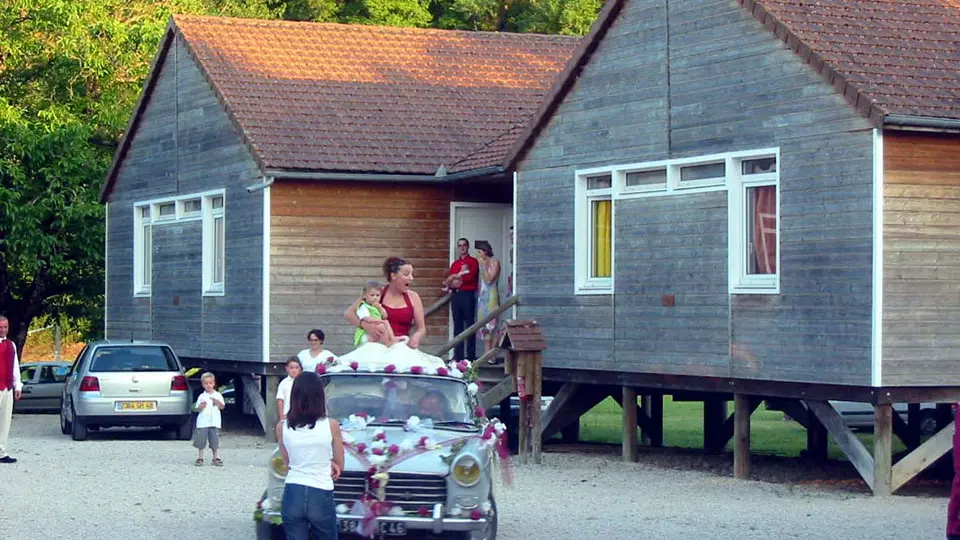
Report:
105,37,264,362
516,0,876,385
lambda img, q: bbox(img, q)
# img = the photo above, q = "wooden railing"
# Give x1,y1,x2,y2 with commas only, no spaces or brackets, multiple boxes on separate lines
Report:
424,292,453,318
432,295,520,360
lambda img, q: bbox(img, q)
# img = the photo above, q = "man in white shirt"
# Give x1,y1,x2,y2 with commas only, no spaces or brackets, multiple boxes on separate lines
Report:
276,356,303,422
0,316,23,464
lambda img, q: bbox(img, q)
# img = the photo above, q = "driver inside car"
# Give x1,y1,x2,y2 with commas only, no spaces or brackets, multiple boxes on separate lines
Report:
416,391,451,421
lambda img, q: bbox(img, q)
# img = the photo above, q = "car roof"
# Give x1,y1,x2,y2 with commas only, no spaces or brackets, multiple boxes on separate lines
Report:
88,339,174,347
20,361,73,367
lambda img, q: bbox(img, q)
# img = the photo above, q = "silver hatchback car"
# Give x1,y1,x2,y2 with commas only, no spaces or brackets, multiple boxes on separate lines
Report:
59,341,193,441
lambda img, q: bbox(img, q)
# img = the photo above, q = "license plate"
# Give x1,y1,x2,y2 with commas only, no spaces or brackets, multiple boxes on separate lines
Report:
115,401,157,412
339,519,406,536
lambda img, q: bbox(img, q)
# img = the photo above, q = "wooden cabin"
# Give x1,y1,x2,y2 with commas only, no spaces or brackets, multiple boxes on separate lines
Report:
99,15,577,425
504,0,960,493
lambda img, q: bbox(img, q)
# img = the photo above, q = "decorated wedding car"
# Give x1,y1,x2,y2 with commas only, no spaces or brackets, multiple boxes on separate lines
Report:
255,341,508,539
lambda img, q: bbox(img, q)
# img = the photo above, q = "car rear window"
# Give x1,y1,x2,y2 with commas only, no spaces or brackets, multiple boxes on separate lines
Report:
89,346,180,373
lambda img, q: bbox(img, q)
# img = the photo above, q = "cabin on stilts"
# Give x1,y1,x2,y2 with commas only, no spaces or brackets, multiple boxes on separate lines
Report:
99,15,579,438
504,0,960,494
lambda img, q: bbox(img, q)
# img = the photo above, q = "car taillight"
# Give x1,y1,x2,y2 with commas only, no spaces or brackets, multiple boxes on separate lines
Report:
79,376,100,392
171,375,188,392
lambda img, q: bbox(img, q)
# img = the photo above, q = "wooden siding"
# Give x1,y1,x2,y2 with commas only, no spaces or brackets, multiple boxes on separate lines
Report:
516,0,875,384
105,38,264,361
269,181,454,360
882,132,960,385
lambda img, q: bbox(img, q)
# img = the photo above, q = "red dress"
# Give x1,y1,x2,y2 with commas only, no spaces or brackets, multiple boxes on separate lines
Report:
380,288,415,339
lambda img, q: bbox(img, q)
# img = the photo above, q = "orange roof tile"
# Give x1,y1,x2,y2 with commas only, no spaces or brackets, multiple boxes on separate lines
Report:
173,16,580,175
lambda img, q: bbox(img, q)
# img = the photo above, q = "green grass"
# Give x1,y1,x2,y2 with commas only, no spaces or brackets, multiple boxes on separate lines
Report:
579,397,906,460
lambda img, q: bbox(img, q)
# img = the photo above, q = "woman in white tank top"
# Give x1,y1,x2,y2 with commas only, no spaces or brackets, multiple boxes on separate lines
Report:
276,371,344,540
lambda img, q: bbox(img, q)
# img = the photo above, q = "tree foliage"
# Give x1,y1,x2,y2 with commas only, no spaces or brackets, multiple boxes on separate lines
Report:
0,0,600,352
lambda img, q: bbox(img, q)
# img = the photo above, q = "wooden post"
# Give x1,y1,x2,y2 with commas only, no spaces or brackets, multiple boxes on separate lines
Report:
623,386,638,462
264,374,281,442
873,403,893,496
649,393,664,447
703,398,726,453
53,323,62,362
806,408,828,463
530,353,543,465
640,395,651,446
734,394,752,479
906,403,921,449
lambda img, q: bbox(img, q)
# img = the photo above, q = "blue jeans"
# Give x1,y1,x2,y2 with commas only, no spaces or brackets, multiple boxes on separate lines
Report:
282,483,339,540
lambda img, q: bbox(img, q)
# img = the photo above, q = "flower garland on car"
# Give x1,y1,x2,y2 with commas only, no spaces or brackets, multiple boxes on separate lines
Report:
324,359,510,539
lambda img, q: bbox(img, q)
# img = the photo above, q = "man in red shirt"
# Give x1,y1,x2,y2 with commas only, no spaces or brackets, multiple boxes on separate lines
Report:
443,238,479,361
0,315,23,464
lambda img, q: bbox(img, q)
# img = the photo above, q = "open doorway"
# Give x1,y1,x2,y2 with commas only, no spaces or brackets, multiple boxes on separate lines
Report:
449,202,513,347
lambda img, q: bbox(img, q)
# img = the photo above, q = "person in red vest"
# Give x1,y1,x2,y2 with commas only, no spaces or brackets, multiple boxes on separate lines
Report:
0,315,24,464
443,238,479,361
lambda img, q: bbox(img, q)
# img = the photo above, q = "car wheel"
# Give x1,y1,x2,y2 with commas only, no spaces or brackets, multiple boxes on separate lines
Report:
177,420,193,441
60,401,72,435
71,407,88,441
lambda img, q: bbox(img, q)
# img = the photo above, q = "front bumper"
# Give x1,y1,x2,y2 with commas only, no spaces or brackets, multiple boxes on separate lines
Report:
258,503,489,534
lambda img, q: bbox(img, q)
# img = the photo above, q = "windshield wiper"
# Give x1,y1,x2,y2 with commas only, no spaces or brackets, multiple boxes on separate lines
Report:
431,420,477,428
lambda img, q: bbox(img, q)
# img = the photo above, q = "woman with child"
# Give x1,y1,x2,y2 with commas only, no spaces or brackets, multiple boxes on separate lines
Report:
345,256,427,349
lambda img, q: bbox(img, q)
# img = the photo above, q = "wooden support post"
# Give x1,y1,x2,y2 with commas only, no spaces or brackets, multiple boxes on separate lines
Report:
807,400,875,491
530,354,543,465
703,398,727,453
938,403,954,430
623,386,638,462
640,395,651,446
648,393,664,448
806,408,829,464
873,404,893,496
734,394,752,479
892,421,956,492
264,374,280,442
540,383,606,442
906,403,922,450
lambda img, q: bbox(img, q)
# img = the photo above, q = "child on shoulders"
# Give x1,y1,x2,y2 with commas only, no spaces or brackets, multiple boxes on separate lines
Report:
354,280,395,346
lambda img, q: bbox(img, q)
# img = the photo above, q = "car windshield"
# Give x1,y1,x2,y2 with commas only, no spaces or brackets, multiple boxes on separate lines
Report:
323,374,472,425
89,346,179,373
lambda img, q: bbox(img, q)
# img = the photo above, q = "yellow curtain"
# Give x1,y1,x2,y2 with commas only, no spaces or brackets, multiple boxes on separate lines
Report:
592,200,611,278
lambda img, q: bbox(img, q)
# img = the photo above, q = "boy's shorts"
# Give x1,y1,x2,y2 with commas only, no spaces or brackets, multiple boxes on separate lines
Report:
193,427,220,450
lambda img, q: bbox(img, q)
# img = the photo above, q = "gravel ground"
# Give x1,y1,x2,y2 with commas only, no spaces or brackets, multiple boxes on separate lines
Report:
0,413,950,540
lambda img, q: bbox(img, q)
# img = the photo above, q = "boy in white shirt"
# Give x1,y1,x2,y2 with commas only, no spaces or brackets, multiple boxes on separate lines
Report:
193,372,225,466
276,356,303,423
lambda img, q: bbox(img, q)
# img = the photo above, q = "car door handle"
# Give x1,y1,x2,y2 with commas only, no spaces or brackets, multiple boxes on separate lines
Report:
22,387,32,394
129,388,141,392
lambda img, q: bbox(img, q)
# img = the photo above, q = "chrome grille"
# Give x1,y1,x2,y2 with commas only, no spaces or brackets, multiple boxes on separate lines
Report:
334,471,447,512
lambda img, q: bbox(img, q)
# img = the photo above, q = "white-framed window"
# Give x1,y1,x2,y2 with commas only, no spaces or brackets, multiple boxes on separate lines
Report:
202,193,225,295
133,205,152,297
180,198,201,218
728,154,779,294
574,173,614,294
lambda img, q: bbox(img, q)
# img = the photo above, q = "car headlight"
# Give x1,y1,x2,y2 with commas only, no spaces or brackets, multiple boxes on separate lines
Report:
452,454,481,487
270,449,288,478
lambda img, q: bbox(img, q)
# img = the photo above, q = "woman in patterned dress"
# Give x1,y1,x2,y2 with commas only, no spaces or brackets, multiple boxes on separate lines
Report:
474,240,501,355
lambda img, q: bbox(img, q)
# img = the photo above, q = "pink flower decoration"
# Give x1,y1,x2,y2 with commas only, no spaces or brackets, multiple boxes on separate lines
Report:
372,447,385,456
385,364,396,373
470,509,483,520
474,406,486,418
437,367,449,376
417,506,430,517
356,412,369,420
374,431,387,441
316,364,327,374
367,467,378,477
256,499,263,509
350,361,359,371
418,436,430,448
457,360,470,372
356,443,368,453
410,365,424,374
388,444,400,455
370,479,380,489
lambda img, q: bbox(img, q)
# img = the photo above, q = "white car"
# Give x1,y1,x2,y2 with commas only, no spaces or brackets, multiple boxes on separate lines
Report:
255,355,500,540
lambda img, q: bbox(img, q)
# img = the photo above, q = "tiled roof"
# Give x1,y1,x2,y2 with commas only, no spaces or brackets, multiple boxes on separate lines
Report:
173,16,580,175
505,0,960,169
748,0,960,120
